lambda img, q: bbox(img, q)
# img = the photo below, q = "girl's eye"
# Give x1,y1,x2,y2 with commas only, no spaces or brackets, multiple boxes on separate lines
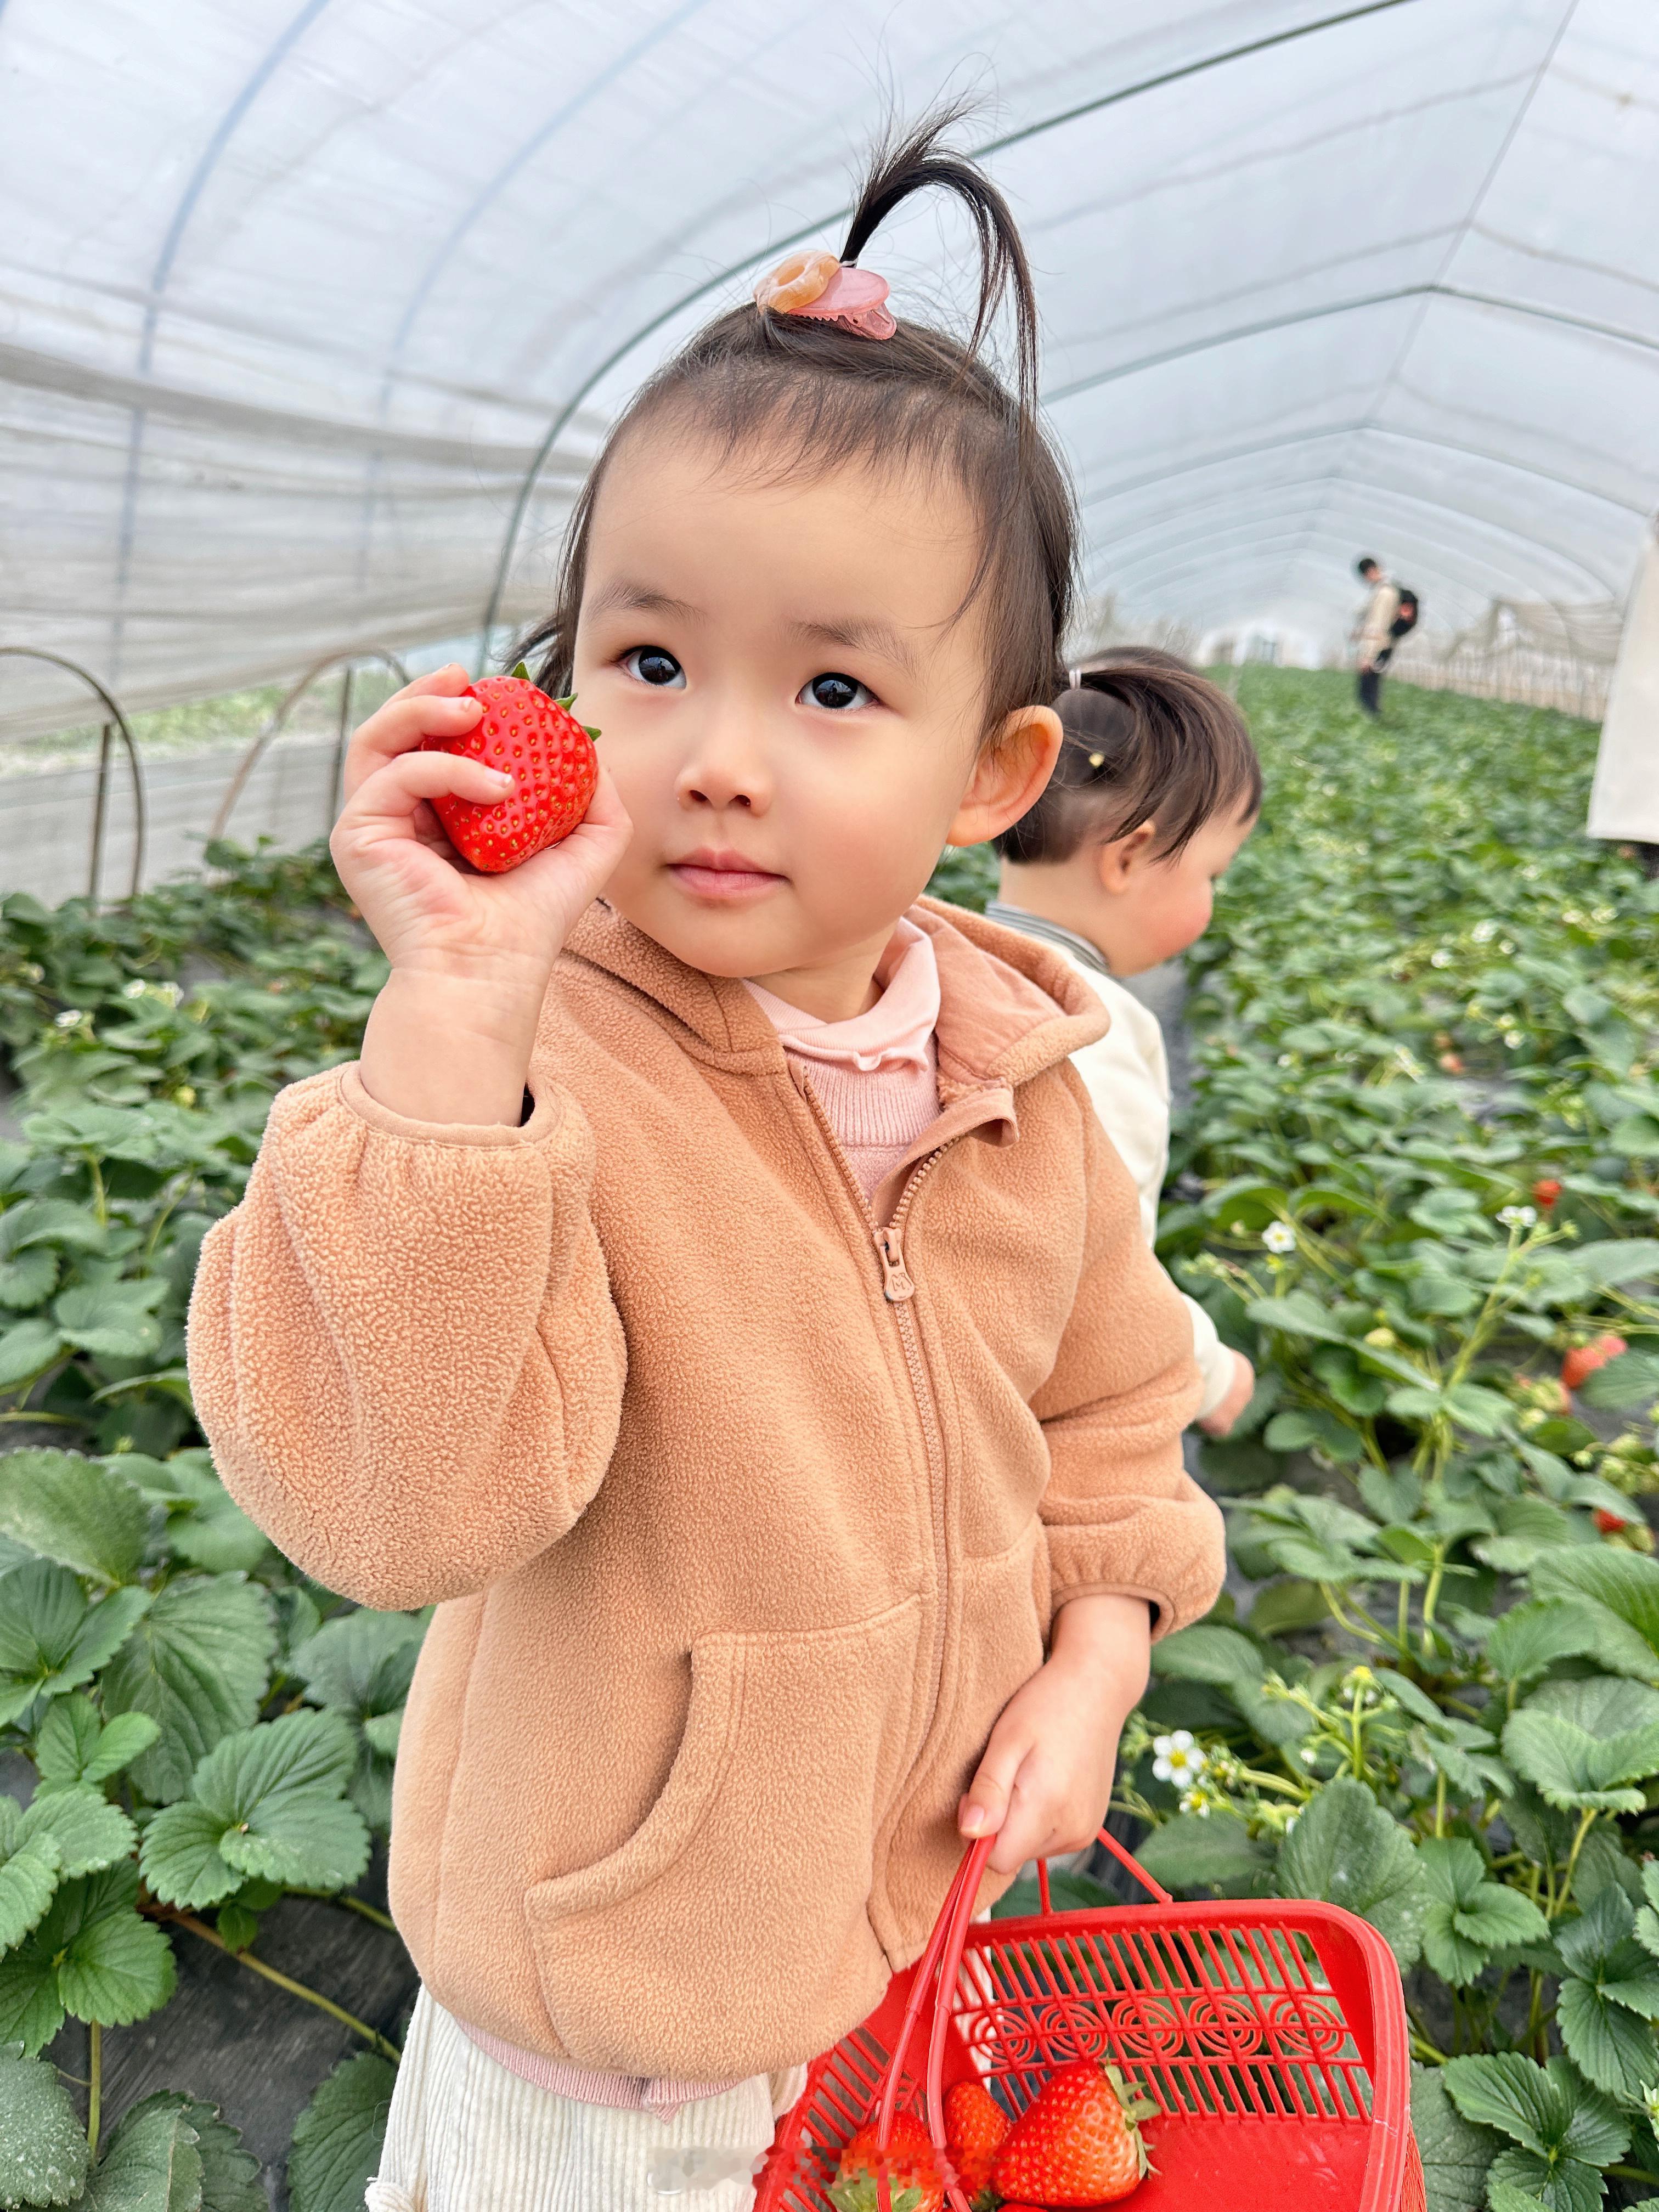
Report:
799,672,871,713
622,646,685,689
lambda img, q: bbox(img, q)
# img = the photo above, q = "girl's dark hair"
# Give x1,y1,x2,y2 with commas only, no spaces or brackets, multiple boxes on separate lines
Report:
516,108,1077,742
992,648,1262,865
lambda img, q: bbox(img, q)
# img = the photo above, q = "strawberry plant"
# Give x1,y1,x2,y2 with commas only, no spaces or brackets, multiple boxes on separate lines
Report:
0,843,403,2207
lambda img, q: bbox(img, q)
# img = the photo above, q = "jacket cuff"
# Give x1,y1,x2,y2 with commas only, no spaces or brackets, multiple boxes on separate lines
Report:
1045,1493,1226,1640
336,1062,567,1149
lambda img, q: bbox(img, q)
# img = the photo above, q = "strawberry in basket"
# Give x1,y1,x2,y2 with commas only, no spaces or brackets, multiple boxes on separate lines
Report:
830,2109,942,2211
944,2080,1009,2201
421,665,598,873
990,2056,1157,2205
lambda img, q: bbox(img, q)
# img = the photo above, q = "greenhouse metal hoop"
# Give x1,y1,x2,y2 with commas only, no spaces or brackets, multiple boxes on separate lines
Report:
0,645,146,906
210,646,410,844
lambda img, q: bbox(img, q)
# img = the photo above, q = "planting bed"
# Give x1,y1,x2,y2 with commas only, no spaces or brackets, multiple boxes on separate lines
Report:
0,672,1654,2208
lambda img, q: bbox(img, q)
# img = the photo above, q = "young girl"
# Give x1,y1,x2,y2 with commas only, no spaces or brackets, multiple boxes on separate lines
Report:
988,650,1261,1440
188,120,1224,2211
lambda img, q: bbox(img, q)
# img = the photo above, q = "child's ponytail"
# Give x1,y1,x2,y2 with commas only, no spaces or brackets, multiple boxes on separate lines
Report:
994,649,1263,866
519,108,1075,740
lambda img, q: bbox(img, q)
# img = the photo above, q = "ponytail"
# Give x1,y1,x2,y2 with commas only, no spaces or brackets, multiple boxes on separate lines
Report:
993,649,1262,865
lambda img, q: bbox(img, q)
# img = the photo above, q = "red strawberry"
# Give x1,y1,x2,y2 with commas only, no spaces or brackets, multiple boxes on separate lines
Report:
1563,1334,1628,1393
422,668,597,873
990,2058,1156,2207
944,2079,1009,2200
830,2110,943,2212
1596,1509,1631,1534
1532,1178,1562,1209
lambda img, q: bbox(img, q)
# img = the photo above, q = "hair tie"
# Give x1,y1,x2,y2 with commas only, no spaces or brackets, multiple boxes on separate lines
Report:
753,249,896,340
1068,667,1082,689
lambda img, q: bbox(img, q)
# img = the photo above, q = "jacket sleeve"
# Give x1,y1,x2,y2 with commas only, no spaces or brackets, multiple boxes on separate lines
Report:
1031,1079,1225,1637
187,1061,627,1610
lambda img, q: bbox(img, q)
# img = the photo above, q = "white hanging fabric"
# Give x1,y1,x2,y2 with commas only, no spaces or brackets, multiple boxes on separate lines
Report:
1587,528,1659,842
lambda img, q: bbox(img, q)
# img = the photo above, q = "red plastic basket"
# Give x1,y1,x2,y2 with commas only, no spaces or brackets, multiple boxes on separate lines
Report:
756,1826,1424,2212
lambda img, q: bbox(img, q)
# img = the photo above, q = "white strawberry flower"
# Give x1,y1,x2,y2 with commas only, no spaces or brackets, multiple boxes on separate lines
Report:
54,1008,83,1029
1152,1730,1206,1786
123,978,146,998
1430,949,1452,968
1262,1222,1296,1255
1471,919,1497,944
1498,1205,1537,1229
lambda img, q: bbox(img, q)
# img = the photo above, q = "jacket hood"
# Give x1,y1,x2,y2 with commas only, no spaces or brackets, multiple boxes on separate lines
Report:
561,895,1110,1103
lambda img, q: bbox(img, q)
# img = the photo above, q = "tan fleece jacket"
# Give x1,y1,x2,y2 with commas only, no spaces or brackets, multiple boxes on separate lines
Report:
188,898,1223,2080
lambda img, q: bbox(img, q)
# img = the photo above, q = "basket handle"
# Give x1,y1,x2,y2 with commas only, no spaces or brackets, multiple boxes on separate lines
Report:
870,1825,1172,2212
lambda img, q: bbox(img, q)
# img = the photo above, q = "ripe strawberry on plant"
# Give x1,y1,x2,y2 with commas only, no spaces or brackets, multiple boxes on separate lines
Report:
1532,1177,1562,1209
1562,1334,1628,1393
421,664,598,874
990,2057,1156,2207
830,2110,943,2212
943,2079,1009,2203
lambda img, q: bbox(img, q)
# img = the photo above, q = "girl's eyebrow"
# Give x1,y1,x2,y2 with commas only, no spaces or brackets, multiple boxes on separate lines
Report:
789,614,918,677
588,579,704,624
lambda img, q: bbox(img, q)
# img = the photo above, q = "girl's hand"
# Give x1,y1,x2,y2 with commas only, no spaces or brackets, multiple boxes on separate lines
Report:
958,1593,1151,1877
1199,1350,1256,1439
331,665,633,1125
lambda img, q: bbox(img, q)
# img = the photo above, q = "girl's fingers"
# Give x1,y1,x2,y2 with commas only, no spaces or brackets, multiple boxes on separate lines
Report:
959,1731,1025,1839
341,748,514,830
341,670,482,798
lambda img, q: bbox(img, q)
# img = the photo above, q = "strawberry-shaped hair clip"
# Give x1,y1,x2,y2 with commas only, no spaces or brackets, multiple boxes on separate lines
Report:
752,247,896,340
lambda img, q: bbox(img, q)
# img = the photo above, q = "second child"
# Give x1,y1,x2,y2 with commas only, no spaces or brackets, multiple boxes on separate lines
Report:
989,649,1261,1437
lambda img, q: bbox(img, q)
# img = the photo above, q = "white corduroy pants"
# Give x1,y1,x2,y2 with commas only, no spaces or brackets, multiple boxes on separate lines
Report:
365,1989,804,2211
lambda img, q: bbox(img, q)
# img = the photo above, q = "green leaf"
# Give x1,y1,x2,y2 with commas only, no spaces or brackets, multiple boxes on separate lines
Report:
105,2098,262,2212
0,2042,91,2208
1244,1293,1351,1344
1442,2052,1627,2169
1573,1239,1659,1286
1485,2150,1602,2212
291,1607,424,1720
100,1573,275,1803
142,1708,369,1908
18,1785,137,1879
1276,1776,1427,1966
1581,1351,1659,1412
1556,1973,1659,2099
1485,1602,1605,1686
0,1451,150,1584
0,1800,61,1957
0,1863,175,2052
1418,1838,1549,1985
1532,1547,1659,1663
287,2051,398,2212
33,1695,160,1790
1553,1888,1659,2096
0,1563,152,1728
1504,1713,1659,1813
1411,2067,1500,2212
81,2093,201,2211
1,1201,105,1257
52,1279,164,1361
1134,1811,1276,1893
0,1319,65,1391
0,1243,56,1311
163,1485,273,1576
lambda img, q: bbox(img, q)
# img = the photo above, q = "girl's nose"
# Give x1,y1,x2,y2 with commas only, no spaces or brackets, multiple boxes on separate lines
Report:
675,728,772,815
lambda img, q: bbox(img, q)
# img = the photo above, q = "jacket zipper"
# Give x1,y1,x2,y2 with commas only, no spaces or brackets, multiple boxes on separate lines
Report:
792,1071,955,1830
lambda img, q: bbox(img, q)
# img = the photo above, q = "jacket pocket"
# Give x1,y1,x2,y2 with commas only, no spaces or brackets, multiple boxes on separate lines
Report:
524,1594,922,2078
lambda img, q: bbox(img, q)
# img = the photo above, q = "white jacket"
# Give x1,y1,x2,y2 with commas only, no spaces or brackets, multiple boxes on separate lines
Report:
985,906,1234,1419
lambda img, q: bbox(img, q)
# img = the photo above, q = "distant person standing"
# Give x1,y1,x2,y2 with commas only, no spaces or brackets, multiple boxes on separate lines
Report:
1352,555,1401,718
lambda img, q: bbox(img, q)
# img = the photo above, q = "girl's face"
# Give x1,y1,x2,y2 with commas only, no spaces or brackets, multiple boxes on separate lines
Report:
1093,805,1257,976
572,433,1059,1016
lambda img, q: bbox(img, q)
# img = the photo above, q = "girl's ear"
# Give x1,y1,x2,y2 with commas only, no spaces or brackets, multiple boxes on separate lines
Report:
1095,820,1158,895
943,704,1063,849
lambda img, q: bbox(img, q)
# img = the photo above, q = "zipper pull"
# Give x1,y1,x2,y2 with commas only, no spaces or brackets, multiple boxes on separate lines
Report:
874,1224,915,1302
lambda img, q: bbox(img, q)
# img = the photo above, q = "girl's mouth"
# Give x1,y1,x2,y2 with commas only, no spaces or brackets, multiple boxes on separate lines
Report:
669,850,786,902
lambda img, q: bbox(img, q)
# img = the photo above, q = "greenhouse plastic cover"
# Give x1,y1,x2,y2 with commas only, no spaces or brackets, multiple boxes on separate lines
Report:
2,0,1657,738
